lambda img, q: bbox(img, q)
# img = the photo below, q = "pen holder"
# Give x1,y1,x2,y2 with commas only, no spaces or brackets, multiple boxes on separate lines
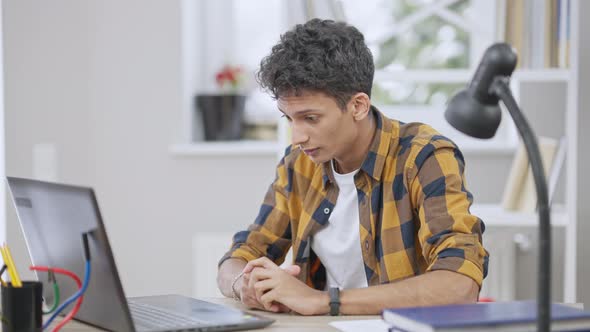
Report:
1,281,43,332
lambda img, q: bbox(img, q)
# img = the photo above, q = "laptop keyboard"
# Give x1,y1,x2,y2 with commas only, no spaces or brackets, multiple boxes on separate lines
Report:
128,300,208,331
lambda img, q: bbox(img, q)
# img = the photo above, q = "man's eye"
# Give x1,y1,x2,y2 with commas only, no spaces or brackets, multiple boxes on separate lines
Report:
305,115,317,122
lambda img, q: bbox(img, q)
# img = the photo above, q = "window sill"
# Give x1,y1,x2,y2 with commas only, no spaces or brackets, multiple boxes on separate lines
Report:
169,140,279,157
169,139,516,158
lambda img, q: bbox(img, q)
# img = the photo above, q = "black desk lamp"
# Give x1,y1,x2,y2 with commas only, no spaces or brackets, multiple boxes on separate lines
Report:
445,43,551,332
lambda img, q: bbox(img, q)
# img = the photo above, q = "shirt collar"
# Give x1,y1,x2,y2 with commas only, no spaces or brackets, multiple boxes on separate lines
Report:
322,106,394,187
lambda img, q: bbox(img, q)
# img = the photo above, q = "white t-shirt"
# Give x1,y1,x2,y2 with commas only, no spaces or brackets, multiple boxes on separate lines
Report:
310,160,369,290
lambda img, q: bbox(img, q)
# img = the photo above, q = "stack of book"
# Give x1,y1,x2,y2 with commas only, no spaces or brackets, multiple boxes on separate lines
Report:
382,301,590,332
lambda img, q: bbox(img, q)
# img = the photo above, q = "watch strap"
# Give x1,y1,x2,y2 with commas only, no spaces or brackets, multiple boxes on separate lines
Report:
329,287,340,316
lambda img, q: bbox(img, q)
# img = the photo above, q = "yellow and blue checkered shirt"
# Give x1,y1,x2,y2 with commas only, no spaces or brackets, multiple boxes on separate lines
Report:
221,106,488,290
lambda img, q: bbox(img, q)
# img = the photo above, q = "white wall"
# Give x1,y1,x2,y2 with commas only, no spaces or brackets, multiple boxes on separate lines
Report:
0,0,5,244
3,0,275,296
3,0,93,280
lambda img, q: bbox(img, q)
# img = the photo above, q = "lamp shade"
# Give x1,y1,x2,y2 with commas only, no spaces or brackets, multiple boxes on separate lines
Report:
444,43,517,139
445,89,502,139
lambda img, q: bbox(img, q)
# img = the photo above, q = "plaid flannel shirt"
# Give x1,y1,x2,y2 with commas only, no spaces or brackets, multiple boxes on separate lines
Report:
220,106,488,290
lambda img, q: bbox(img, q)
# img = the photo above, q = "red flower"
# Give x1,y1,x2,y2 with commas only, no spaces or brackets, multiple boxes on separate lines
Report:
215,65,243,89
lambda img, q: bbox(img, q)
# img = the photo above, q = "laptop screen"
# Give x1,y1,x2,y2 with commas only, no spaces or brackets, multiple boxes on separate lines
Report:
7,177,135,331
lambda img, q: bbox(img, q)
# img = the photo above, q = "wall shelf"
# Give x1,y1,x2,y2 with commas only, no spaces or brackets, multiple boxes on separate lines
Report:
373,68,571,83
513,69,571,82
458,140,517,156
471,203,568,227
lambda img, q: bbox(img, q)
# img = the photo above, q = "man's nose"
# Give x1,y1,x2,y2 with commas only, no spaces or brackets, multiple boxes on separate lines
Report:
291,124,308,146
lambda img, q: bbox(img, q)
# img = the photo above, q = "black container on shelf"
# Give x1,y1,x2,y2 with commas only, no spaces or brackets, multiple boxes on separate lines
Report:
195,94,246,141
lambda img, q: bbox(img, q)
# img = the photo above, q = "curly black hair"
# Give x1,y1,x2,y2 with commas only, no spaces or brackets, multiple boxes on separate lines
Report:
257,18,374,110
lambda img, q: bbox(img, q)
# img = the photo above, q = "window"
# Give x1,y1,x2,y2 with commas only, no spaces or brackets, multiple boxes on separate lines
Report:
187,0,515,149
337,0,514,148
181,0,286,142
233,0,285,136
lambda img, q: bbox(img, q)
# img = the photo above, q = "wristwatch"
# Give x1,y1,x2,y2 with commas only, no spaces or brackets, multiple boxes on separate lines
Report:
329,287,340,316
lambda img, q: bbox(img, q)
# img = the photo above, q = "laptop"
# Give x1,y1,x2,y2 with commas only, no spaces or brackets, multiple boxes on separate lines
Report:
6,177,274,332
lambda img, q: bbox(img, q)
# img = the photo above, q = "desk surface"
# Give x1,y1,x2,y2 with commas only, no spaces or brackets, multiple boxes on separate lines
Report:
44,298,587,332
57,297,378,331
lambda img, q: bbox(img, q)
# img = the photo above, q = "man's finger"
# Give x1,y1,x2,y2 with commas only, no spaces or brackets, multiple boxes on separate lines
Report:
268,303,280,313
243,257,276,273
253,278,277,303
260,289,279,312
283,265,301,276
240,274,263,308
248,267,274,290
242,293,263,310
277,303,292,313
242,273,250,286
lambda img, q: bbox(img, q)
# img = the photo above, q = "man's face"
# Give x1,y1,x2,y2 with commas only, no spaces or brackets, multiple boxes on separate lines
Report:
278,91,359,164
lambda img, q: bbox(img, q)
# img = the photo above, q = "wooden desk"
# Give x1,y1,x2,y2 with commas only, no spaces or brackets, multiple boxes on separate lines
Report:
56,297,378,331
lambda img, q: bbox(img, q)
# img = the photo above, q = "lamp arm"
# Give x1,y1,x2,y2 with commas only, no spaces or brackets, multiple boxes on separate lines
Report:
491,77,552,332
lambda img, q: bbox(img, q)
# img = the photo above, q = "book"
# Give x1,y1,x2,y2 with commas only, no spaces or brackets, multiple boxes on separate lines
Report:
517,137,559,212
545,0,559,68
557,0,571,68
548,136,567,205
382,301,590,332
504,0,526,68
528,0,545,68
501,137,559,212
501,139,529,211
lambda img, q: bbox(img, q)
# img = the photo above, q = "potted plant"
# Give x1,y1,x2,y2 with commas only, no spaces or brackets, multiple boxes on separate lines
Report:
195,65,247,141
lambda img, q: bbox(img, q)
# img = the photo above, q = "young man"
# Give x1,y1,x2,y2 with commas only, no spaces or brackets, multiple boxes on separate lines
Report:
217,19,488,316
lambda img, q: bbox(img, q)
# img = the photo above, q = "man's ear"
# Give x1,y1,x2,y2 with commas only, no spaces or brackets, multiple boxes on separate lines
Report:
350,93,371,121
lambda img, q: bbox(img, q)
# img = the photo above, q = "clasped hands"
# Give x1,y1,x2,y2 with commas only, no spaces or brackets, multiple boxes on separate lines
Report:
236,257,328,315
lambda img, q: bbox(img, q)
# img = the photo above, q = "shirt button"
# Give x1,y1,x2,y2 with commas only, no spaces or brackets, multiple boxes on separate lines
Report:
323,208,330,214
365,240,369,250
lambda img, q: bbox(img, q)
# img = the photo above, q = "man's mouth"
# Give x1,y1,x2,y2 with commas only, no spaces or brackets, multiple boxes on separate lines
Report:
303,148,319,155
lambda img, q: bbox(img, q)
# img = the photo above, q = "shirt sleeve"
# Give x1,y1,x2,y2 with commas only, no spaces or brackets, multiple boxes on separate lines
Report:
218,154,293,267
408,139,489,287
